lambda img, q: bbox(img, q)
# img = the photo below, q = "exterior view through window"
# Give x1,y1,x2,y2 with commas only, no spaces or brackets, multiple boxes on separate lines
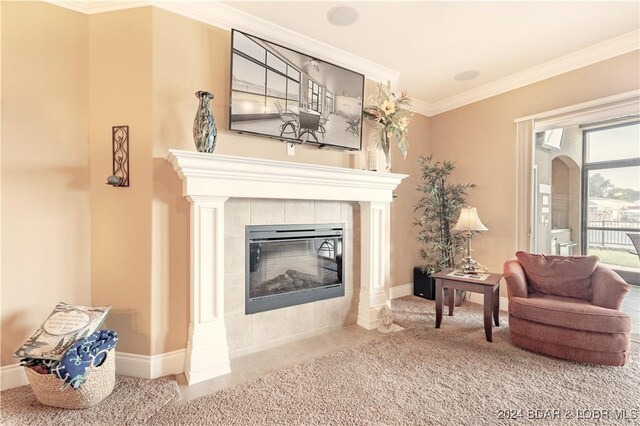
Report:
583,122,640,276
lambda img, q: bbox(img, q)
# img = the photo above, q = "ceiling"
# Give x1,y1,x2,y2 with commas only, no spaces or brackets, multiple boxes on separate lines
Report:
223,1,640,108
48,0,640,115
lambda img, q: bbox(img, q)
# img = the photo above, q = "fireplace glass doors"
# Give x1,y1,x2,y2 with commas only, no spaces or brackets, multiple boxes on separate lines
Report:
245,223,345,314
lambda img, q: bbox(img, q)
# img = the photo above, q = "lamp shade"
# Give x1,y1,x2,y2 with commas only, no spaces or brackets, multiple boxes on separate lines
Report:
452,207,488,232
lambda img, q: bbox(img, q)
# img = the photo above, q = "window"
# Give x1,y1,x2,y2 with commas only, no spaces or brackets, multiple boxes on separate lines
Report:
586,124,640,163
583,122,640,272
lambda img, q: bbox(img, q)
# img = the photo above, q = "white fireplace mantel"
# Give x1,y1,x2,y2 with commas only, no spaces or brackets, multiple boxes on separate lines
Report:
168,149,405,202
167,149,407,385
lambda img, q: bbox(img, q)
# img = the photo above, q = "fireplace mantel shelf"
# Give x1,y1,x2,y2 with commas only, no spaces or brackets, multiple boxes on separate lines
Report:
168,149,407,202
168,149,407,385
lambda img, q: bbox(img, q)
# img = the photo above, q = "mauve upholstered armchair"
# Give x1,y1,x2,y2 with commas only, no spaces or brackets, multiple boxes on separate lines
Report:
504,251,631,366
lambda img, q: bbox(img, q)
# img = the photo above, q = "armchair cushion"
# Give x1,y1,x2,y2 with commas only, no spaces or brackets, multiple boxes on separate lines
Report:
509,315,630,353
515,251,598,301
509,293,631,334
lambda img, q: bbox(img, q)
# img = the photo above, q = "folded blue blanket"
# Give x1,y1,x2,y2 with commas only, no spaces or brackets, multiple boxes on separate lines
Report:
51,329,118,389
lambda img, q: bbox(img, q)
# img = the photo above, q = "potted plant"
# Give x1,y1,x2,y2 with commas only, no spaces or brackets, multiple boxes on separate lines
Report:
414,155,475,305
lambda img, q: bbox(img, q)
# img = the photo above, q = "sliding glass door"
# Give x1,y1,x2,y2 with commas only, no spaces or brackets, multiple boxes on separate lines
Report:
583,122,640,276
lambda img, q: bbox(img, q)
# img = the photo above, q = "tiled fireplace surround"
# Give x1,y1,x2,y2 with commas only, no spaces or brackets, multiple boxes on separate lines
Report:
224,199,359,357
168,150,406,385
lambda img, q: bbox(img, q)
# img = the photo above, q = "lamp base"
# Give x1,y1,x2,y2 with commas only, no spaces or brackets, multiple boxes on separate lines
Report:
460,257,488,275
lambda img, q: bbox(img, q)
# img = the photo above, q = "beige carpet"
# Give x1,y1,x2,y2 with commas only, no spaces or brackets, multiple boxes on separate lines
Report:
0,375,179,425
2,296,639,425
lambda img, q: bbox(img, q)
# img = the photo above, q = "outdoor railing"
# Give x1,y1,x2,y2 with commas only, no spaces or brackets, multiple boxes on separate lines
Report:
587,220,640,248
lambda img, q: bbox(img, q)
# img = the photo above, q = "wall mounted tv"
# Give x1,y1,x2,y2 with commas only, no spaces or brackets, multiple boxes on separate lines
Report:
229,29,364,151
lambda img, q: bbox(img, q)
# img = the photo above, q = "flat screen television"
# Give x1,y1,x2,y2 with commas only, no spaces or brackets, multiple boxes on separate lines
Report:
229,29,364,151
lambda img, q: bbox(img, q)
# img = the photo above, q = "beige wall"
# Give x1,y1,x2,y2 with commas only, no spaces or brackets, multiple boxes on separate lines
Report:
149,8,429,354
151,8,369,166
1,4,425,362
390,114,431,285
430,50,640,295
1,2,90,365
3,2,637,362
89,8,154,356
1,1,3,368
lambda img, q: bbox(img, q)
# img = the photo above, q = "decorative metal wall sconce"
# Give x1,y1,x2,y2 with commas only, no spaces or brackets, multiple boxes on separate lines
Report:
106,125,129,187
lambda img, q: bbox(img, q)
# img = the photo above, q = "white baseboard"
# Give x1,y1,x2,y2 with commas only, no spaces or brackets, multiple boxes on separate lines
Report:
116,349,185,379
388,283,508,311
468,293,510,312
390,283,413,299
151,349,185,378
1,349,186,391
0,363,28,390
115,352,150,378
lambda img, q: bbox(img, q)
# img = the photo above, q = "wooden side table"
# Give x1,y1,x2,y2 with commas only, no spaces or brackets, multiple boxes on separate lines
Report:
432,269,503,342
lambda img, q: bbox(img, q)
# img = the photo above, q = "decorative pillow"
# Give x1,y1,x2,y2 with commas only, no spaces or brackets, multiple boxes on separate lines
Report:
515,251,599,301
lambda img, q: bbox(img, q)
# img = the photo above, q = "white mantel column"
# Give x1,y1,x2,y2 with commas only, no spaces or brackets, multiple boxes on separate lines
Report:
184,195,231,384
357,201,391,329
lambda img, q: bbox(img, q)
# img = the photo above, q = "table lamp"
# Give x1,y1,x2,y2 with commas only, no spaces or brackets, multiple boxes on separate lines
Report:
452,207,488,274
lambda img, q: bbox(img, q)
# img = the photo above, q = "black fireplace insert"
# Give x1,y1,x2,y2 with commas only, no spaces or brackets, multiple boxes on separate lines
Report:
245,223,345,314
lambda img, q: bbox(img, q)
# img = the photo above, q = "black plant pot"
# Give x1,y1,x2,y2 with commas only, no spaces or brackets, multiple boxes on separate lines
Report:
413,267,464,306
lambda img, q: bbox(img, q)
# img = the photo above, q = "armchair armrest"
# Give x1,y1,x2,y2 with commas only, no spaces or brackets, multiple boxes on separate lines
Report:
503,259,528,299
590,265,630,310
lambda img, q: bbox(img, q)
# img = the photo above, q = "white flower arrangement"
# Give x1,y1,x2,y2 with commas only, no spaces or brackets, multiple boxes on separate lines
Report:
363,81,412,170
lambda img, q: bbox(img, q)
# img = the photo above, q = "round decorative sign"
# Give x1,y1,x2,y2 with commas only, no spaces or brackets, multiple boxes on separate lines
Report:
43,310,90,335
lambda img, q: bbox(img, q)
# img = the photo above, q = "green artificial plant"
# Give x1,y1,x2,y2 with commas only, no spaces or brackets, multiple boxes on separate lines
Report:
414,155,476,274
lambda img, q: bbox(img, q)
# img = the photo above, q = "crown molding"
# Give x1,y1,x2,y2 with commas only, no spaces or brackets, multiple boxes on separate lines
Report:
45,2,639,118
427,30,640,116
154,1,400,85
46,0,399,85
45,0,150,14
408,99,432,117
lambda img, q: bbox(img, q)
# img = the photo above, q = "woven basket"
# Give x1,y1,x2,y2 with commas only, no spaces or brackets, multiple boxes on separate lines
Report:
25,350,116,409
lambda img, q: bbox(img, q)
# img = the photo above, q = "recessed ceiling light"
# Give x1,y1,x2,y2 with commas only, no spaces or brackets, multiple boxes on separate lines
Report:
454,70,480,81
327,5,358,27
